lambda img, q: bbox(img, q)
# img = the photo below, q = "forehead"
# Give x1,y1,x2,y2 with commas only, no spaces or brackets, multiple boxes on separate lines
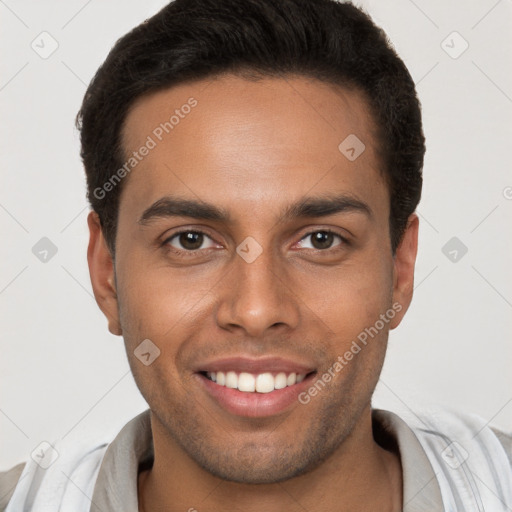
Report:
119,74,387,224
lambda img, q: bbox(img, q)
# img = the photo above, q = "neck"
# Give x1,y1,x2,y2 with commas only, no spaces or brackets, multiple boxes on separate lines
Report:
138,406,403,512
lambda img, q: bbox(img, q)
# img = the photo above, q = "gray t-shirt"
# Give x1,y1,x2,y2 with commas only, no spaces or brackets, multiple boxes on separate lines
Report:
1,407,511,511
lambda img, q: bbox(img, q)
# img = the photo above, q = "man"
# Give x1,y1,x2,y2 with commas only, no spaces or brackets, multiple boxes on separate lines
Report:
2,0,511,511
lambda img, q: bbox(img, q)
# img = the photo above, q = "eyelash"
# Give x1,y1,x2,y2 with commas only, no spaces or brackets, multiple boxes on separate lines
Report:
161,228,349,257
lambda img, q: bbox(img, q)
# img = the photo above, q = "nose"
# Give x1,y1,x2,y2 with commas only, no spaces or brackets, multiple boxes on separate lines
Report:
215,243,300,337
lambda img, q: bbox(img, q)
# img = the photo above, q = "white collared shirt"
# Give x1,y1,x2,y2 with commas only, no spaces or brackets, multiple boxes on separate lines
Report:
2,407,511,511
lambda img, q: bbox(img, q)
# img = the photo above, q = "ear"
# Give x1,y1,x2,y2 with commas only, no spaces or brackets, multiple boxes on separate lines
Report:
87,211,122,336
389,213,419,329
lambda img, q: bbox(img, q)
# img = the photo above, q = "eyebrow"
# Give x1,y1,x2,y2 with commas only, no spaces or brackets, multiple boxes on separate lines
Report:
138,193,372,226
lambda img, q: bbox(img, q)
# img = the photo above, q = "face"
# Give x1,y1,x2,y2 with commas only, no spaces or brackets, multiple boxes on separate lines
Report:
88,74,418,484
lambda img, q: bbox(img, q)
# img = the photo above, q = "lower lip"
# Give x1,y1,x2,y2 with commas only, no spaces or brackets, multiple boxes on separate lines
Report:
195,372,316,418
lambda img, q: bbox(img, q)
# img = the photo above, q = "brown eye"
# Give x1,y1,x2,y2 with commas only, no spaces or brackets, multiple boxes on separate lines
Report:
178,232,204,250
296,230,345,251
311,231,335,249
164,231,217,252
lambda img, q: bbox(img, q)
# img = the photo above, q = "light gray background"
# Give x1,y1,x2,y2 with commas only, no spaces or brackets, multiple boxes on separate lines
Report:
1,0,511,470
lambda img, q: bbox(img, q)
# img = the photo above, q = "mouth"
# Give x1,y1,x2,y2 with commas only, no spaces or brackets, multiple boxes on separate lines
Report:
195,369,317,418
199,370,315,393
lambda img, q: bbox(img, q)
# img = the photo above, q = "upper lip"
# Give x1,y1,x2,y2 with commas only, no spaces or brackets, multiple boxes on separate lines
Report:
195,356,316,375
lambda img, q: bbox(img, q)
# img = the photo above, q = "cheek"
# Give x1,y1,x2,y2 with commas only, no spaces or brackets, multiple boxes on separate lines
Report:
305,258,393,332
116,269,202,400
115,257,219,348
302,260,394,387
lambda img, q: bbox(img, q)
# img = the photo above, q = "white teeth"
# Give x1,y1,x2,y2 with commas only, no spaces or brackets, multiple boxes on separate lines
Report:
225,371,238,389
238,372,255,392
255,373,274,393
216,371,226,386
204,370,308,393
274,372,287,389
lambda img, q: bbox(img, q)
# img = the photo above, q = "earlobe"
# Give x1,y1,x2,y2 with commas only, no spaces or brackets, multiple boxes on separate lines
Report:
389,213,419,330
87,211,123,336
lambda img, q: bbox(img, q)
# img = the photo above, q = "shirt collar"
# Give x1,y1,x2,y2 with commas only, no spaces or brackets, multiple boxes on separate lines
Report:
90,408,443,512
90,409,153,512
372,408,444,512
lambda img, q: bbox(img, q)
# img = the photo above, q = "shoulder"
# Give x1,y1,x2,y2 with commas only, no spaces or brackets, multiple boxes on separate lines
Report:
489,423,512,468
412,406,511,453
1,436,110,512
374,405,512,476
395,405,511,463
376,406,512,510
0,411,150,512
404,406,512,494
0,462,26,512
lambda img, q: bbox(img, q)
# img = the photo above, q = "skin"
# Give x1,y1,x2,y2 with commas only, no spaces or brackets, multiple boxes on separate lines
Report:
87,74,419,512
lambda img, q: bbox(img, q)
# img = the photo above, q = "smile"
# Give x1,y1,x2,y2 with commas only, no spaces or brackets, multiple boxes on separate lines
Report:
196,370,317,418
202,370,309,393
